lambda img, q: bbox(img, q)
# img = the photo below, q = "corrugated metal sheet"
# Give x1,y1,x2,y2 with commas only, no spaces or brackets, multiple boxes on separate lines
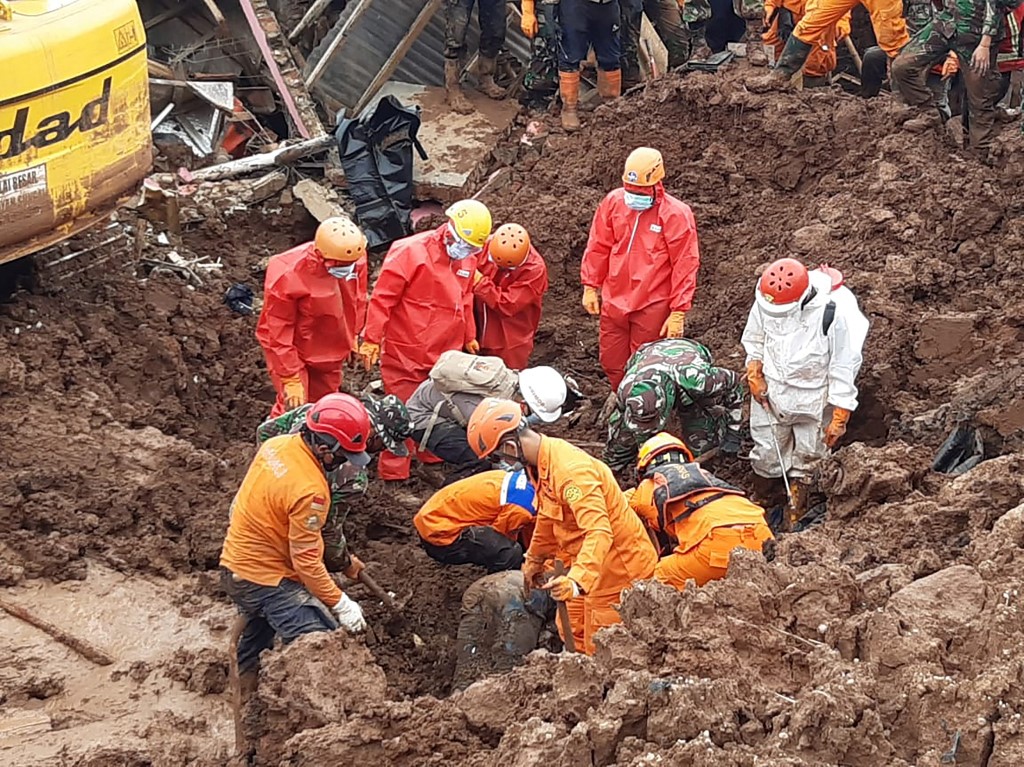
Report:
305,1,531,117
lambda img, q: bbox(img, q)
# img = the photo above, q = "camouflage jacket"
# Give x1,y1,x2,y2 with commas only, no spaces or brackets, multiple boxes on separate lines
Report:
932,0,1020,40
904,0,943,35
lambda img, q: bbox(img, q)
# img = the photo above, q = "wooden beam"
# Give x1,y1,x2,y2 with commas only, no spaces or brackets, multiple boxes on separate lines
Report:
144,1,193,31
288,0,332,42
199,0,226,30
304,0,374,89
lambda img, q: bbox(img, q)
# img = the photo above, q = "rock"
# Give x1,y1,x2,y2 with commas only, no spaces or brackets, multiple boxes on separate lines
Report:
790,223,832,254
888,565,987,639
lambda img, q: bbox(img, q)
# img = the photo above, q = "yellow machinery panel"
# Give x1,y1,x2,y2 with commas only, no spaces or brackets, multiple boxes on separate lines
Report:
0,0,152,265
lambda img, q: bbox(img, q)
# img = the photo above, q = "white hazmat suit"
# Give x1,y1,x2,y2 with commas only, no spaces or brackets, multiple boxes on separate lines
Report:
741,268,869,479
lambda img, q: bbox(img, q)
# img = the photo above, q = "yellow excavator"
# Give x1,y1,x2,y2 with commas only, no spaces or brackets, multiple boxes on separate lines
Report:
0,0,152,265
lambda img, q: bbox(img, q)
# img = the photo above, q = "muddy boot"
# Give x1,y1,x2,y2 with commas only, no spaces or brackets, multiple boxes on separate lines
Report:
902,108,945,133
476,56,506,99
559,70,581,131
774,35,813,79
786,480,811,530
596,69,622,101
445,59,473,115
748,41,769,67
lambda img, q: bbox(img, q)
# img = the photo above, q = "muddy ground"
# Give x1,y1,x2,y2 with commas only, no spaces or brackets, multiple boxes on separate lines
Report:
2,62,1024,765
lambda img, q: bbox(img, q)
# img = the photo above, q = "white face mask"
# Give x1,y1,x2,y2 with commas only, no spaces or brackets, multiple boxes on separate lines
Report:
327,264,357,280
447,239,478,261
624,191,654,211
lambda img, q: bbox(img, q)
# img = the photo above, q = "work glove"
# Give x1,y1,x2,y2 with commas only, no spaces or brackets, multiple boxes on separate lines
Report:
542,575,581,602
941,51,959,80
332,593,367,633
358,340,380,371
824,407,852,448
521,556,550,592
473,270,485,285
746,360,769,406
521,0,538,38
720,430,741,455
582,286,601,316
281,376,306,410
659,311,686,338
342,554,365,581
465,340,481,354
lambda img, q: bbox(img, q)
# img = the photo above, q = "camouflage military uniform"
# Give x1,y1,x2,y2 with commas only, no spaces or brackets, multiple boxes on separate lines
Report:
256,395,412,571
891,0,1018,156
620,0,710,86
604,338,744,472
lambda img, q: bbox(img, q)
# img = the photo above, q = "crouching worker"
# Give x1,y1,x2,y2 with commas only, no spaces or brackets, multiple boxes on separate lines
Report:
629,433,773,589
220,393,372,676
414,469,538,571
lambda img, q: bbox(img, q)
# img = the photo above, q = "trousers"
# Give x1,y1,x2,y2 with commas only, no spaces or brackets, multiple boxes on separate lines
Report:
421,526,525,571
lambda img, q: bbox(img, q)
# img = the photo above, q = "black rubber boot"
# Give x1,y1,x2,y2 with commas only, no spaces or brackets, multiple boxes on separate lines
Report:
774,35,813,77
861,45,888,97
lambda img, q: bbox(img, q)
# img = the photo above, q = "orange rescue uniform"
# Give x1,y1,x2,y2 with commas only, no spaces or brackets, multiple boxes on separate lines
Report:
527,437,657,654
793,0,908,59
220,433,341,608
414,470,535,546
629,477,773,590
764,0,851,78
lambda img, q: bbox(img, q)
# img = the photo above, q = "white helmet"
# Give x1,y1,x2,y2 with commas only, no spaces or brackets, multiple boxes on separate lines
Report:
517,366,566,423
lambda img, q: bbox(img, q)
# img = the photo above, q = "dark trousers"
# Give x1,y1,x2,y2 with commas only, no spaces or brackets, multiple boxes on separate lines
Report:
705,0,745,52
559,0,622,71
445,0,508,60
221,570,337,673
421,526,525,572
413,421,492,484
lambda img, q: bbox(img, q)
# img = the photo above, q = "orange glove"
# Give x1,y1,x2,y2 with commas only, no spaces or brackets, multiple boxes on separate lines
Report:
465,340,480,354
281,376,306,410
659,310,686,338
473,270,485,285
941,51,959,80
521,0,538,38
824,407,851,448
582,286,600,316
343,555,365,581
746,360,768,406
358,340,380,370
542,575,581,602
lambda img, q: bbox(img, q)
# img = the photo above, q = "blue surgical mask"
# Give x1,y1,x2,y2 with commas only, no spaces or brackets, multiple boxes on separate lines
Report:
447,239,478,261
327,264,357,280
624,191,654,211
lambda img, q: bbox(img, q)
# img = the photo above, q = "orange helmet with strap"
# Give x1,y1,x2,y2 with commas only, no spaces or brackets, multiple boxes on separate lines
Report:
488,224,531,268
314,217,367,264
637,432,694,473
467,398,524,458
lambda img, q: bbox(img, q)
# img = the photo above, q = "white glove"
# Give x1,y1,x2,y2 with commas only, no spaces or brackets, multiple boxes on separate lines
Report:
332,592,367,633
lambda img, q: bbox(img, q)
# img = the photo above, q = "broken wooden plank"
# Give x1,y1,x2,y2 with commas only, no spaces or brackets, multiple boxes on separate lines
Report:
304,0,375,89
0,596,114,666
159,135,334,182
237,0,326,138
288,0,332,42
144,1,193,31
199,0,227,30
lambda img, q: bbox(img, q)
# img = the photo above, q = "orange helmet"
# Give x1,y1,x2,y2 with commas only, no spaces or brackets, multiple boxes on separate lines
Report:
622,147,665,187
314,217,367,264
756,258,810,316
637,432,694,473
488,224,531,269
467,398,524,458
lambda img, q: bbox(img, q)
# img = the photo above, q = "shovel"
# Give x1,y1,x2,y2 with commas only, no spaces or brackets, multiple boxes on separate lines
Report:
547,560,578,654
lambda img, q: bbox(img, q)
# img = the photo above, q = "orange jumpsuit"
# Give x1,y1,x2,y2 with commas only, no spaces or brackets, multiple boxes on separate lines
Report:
527,437,658,654
414,470,534,546
629,473,773,590
793,0,908,59
764,0,851,78
220,433,341,608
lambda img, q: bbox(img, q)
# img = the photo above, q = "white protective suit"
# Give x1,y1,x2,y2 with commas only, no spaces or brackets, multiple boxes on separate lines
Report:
741,269,869,479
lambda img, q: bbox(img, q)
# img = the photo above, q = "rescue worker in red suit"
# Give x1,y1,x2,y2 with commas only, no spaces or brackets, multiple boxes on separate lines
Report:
473,223,549,369
358,199,493,480
580,147,701,391
256,218,369,417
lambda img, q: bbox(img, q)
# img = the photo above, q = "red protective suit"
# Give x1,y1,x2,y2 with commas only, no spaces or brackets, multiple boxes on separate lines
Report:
473,245,549,369
362,225,477,478
256,243,363,416
580,184,700,390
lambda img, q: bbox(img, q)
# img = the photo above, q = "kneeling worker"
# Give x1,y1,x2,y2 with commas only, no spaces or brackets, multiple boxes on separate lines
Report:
414,469,537,571
628,433,773,589
467,398,658,655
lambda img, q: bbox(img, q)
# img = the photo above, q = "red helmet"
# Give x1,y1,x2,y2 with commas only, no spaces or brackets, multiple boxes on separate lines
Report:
756,258,810,316
305,393,372,466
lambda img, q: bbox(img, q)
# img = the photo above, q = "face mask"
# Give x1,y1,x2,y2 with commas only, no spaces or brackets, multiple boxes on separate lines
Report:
327,264,357,280
624,191,654,211
447,238,478,261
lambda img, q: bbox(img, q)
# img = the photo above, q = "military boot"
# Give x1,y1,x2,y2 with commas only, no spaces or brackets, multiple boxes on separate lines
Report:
476,56,506,99
445,59,473,115
774,35,814,78
902,108,946,133
559,70,581,131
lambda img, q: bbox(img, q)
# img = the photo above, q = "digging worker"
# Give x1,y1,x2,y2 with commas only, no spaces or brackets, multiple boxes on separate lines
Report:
257,393,413,574
473,223,549,369
581,147,701,391
621,0,705,87
763,0,851,86
220,393,373,676
444,0,509,114
406,356,576,482
770,0,909,82
467,398,658,655
256,217,369,417
604,338,745,473
890,0,1020,162
741,259,868,522
359,199,492,480
627,433,773,588
414,469,538,571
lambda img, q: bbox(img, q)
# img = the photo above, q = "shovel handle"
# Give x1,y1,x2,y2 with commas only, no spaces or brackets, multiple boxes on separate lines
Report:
357,570,400,613
551,560,578,654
